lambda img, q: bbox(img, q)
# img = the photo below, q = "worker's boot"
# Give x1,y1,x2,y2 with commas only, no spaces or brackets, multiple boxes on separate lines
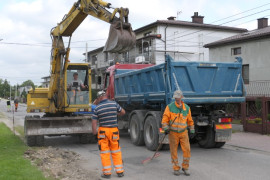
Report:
101,174,111,179
117,172,124,177
174,170,181,176
182,168,190,176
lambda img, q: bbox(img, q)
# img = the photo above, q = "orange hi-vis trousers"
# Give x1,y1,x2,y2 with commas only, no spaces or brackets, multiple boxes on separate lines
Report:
169,130,191,170
98,127,124,175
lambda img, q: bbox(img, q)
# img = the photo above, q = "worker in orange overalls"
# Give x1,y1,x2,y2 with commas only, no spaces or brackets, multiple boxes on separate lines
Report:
14,98,19,112
162,90,195,176
92,90,125,179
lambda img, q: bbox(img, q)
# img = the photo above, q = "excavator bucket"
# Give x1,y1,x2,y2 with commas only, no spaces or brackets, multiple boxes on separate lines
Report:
103,21,136,53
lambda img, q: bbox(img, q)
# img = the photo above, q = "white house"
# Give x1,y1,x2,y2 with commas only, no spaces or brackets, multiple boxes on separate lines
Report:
41,76,50,88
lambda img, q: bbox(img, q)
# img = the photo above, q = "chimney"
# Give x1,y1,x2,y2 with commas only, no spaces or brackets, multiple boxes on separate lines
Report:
191,12,204,24
257,18,268,29
167,16,176,21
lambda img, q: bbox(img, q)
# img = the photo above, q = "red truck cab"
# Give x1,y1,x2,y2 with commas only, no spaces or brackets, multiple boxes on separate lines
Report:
104,63,154,100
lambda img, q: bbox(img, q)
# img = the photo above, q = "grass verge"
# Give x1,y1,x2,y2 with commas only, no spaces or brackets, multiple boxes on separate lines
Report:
15,125,24,137
0,122,50,180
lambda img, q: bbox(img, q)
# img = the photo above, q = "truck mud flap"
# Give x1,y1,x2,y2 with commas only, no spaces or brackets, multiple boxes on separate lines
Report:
25,116,92,136
215,129,232,142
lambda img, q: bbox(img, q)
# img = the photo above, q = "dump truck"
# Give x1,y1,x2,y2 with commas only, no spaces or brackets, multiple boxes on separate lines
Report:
103,55,245,150
24,0,136,146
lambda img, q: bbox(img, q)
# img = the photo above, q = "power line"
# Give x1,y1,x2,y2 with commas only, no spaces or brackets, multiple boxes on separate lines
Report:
0,42,101,49
156,2,270,42
155,5,270,47
155,9,270,49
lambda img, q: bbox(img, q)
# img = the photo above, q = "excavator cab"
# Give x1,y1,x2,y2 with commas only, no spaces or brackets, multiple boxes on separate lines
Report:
65,63,92,113
66,64,90,106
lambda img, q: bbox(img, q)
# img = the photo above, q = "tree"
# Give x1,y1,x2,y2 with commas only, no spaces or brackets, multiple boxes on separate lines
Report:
21,80,35,87
0,79,11,98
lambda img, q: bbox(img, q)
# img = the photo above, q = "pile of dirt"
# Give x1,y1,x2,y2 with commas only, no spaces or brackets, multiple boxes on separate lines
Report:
24,147,100,180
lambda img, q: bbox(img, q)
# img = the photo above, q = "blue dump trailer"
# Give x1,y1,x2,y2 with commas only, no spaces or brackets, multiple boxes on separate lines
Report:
104,55,245,150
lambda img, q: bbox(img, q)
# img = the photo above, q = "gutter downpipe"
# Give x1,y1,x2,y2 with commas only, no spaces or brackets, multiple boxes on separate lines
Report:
165,24,168,55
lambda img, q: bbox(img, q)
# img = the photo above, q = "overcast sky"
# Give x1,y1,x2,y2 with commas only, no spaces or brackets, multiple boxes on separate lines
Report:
0,0,270,85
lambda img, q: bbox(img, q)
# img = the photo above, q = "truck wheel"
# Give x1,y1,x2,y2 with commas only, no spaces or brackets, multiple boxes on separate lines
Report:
26,136,36,147
36,135,44,146
198,126,215,148
80,134,91,144
130,114,144,146
215,142,226,148
144,116,159,151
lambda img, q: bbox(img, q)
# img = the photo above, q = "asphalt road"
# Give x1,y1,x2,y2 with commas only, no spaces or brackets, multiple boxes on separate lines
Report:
1,99,270,180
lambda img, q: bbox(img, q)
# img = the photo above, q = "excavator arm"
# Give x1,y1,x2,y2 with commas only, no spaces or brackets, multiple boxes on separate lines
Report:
48,0,136,113
51,0,135,49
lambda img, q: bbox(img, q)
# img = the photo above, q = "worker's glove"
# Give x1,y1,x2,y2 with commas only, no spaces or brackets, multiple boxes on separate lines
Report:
163,128,170,135
189,129,195,138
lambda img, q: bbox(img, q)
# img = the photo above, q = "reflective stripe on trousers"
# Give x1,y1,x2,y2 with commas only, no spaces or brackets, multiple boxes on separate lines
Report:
114,164,124,173
98,127,124,174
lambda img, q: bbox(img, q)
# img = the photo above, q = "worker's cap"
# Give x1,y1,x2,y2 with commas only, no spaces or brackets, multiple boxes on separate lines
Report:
97,90,106,98
73,72,78,76
172,90,183,99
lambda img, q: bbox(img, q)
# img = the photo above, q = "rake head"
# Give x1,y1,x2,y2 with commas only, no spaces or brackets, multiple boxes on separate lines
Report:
141,152,161,164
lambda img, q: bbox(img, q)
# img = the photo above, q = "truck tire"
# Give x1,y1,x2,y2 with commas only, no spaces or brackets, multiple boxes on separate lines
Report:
130,113,144,146
198,126,215,148
215,142,226,148
36,135,44,146
144,115,159,151
26,136,36,147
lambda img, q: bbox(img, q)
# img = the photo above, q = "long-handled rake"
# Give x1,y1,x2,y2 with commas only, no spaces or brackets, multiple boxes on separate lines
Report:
141,116,178,164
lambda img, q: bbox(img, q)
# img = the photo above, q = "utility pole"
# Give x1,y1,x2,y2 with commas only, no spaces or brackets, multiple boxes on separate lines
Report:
9,81,11,100
15,84,17,99
85,43,88,62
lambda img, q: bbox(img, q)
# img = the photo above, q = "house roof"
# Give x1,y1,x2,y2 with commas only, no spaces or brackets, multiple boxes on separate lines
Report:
204,26,270,48
41,76,50,79
134,20,247,33
83,46,104,55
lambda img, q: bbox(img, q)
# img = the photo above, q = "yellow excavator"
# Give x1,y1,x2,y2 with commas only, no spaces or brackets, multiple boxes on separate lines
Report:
24,0,136,146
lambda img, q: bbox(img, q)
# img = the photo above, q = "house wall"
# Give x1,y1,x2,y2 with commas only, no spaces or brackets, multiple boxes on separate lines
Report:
154,24,243,64
208,37,270,81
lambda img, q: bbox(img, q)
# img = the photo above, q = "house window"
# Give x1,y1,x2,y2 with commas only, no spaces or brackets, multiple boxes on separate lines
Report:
104,52,108,62
138,41,151,54
92,54,97,65
242,64,249,84
144,31,152,36
232,47,241,55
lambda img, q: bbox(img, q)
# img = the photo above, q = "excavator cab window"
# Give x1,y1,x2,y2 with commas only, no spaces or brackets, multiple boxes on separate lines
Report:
66,65,89,105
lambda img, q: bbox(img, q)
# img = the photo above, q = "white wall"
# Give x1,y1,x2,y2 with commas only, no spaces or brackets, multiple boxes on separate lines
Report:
154,24,243,63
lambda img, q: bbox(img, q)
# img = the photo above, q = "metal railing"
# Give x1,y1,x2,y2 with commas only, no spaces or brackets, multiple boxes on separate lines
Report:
245,81,270,97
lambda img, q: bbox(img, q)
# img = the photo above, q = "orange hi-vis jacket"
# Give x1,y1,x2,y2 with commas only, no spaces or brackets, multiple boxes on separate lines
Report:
162,101,194,133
